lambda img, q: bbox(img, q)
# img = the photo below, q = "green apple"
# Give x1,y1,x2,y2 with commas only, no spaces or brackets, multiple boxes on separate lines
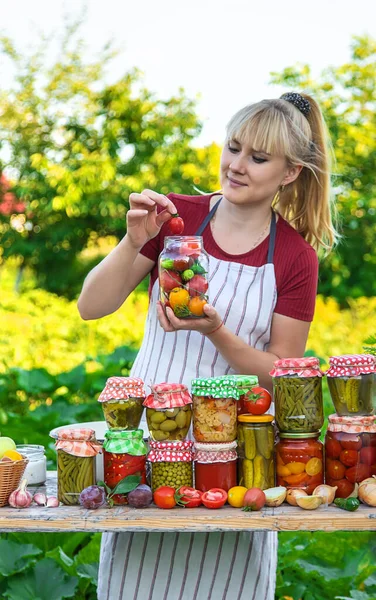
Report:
0,437,16,459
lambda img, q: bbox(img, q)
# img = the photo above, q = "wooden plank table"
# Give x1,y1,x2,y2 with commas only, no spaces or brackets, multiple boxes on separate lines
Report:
0,473,375,533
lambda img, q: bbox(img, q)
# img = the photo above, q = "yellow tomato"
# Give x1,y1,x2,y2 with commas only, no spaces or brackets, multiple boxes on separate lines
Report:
169,288,190,309
227,486,248,508
305,457,323,476
277,464,292,477
285,461,306,475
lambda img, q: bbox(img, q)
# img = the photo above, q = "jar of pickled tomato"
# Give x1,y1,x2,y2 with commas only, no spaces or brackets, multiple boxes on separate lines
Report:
275,432,323,494
194,442,237,492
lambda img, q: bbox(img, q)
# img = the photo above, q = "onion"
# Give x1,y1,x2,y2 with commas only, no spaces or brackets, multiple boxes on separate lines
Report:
358,481,376,507
264,487,287,507
286,489,307,506
296,495,323,510
346,483,359,499
312,485,337,505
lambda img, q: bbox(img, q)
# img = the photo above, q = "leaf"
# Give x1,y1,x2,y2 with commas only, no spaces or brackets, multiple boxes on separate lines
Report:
363,335,376,345
97,480,112,495
76,563,98,586
15,368,55,394
110,474,141,497
56,365,86,391
0,540,42,577
45,547,76,577
3,558,78,600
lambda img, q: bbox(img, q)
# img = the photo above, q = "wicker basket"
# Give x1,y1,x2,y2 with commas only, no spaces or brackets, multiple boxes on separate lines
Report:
0,457,29,507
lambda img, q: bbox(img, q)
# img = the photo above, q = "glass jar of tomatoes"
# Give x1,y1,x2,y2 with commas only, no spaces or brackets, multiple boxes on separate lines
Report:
103,430,147,505
159,236,209,319
148,440,193,493
98,376,145,430
191,377,239,442
326,354,375,416
144,383,192,441
275,432,323,494
325,414,376,498
194,442,237,492
270,357,324,433
237,415,275,490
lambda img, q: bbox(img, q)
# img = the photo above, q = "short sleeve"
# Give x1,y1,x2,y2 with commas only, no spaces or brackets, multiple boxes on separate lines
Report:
274,248,319,322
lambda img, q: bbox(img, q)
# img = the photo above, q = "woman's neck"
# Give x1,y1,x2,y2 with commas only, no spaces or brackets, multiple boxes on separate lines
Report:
211,195,273,235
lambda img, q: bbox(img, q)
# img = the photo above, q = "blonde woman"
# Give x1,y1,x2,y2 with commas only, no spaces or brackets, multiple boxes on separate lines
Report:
78,92,336,599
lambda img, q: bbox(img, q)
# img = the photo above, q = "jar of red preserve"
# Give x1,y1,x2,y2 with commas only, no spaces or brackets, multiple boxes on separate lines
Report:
103,430,147,505
275,432,323,494
194,442,237,492
325,414,376,498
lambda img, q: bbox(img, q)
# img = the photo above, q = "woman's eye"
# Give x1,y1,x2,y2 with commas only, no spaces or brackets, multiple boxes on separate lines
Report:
228,144,239,153
253,156,267,163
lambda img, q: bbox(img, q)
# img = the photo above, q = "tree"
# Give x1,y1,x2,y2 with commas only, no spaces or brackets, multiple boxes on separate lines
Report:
271,35,376,304
0,21,220,297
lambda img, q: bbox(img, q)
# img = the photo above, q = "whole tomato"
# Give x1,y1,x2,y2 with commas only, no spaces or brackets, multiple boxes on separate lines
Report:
177,486,202,508
325,437,342,459
346,464,371,483
160,270,182,293
187,275,208,297
360,446,376,466
326,477,354,499
339,434,362,451
153,486,177,509
201,488,228,509
243,387,272,416
168,214,184,235
326,459,346,480
173,257,192,271
339,449,360,467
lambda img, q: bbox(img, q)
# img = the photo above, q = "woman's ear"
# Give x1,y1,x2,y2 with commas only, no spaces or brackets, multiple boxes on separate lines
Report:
281,164,303,186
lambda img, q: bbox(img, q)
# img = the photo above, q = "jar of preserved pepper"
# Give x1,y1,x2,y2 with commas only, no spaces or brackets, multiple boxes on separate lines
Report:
148,440,193,492
237,415,275,490
275,432,323,494
325,414,376,498
191,376,239,442
326,354,375,416
194,442,237,492
159,236,209,318
270,357,323,433
55,428,101,505
103,430,147,505
144,383,192,441
98,376,145,430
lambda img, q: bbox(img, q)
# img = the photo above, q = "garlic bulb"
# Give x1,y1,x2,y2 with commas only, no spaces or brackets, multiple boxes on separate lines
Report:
286,489,307,506
312,485,337,504
8,479,33,508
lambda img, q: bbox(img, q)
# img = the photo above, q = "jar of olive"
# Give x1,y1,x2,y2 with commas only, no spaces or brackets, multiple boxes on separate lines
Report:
55,428,101,505
148,440,193,492
144,382,192,441
98,376,145,430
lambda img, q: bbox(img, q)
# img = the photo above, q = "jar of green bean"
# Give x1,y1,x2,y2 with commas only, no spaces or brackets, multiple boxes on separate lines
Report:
270,357,324,433
55,428,101,505
147,440,193,492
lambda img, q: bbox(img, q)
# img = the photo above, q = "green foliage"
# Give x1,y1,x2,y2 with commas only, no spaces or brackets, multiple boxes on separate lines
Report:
271,35,376,304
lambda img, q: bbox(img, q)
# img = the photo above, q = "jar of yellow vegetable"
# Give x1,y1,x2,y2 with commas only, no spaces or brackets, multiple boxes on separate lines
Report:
237,415,275,490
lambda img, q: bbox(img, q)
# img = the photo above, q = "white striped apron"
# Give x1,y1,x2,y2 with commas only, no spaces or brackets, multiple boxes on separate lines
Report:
98,202,278,600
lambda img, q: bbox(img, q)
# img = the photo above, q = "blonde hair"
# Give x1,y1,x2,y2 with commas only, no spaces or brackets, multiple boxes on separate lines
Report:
226,94,338,253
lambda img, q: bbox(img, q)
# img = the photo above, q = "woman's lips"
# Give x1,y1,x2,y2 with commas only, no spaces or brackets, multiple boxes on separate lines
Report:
227,176,247,187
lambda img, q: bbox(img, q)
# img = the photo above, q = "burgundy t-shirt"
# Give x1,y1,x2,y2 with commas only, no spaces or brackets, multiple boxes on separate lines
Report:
140,193,319,322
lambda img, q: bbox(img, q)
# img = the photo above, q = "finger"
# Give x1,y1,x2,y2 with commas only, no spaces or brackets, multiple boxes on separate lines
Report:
129,193,158,211
165,307,188,329
126,209,149,224
157,302,175,332
155,208,176,228
141,189,177,214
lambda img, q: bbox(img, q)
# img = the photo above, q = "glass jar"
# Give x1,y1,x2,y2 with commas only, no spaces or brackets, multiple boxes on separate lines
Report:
325,415,376,498
270,357,324,433
16,445,46,485
144,383,192,441
191,377,239,442
103,430,147,505
219,375,259,416
148,441,193,493
55,428,101,505
159,236,209,318
237,415,275,490
194,442,237,492
327,354,375,416
98,376,145,430
275,432,323,494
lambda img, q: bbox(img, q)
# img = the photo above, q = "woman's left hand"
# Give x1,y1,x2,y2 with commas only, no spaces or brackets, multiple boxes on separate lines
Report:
156,301,223,335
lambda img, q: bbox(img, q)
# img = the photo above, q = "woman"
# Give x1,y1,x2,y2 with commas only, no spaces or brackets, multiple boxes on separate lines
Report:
78,92,336,600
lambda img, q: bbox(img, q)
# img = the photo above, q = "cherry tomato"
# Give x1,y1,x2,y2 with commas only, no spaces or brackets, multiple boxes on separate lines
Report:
339,449,360,467
153,486,177,509
326,477,354,499
362,434,376,447
325,437,342,459
360,446,376,465
178,486,203,508
159,270,182,293
345,464,371,483
339,434,362,451
187,275,208,297
169,214,184,235
326,459,346,480
179,241,201,256
201,488,228,509
243,386,272,415
173,257,192,271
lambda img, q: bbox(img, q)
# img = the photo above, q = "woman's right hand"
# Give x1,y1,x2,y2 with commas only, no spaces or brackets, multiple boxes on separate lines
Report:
126,189,177,249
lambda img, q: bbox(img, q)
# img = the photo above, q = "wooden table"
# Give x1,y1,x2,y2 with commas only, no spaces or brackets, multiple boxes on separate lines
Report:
0,473,375,533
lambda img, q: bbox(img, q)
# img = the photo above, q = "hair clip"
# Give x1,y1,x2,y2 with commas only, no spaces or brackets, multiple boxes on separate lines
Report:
280,92,311,117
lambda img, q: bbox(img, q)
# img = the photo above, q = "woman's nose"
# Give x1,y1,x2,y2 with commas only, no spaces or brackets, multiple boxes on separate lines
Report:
229,153,247,173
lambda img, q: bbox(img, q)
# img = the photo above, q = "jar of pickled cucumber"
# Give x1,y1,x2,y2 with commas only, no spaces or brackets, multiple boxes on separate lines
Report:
144,383,192,441
194,442,237,492
159,236,209,318
326,354,375,416
98,376,145,430
270,357,324,433
148,440,193,492
103,430,147,505
55,428,101,505
275,432,323,494
191,376,239,442
325,415,376,498
237,415,275,490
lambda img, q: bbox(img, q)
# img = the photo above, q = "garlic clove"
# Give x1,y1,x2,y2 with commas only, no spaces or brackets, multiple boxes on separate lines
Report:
312,485,337,505
296,495,323,510
264,487,287,507
8,478,33,508
286,488,307,506
46,496,60,508
33,493,47,506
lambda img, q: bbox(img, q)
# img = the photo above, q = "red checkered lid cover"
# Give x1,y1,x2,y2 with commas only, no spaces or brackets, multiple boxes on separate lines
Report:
328,414,376,433
194,441,237,463
148,440,193,462
269,357,322,377
143,382,192,409
55,427,102,457
326,354,375,377
98,377,145,402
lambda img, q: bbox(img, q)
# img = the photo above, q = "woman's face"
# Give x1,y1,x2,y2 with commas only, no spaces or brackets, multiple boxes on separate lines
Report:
220,137,296,206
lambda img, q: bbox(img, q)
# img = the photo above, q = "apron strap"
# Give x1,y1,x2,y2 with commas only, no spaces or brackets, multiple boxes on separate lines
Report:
194,196,222,236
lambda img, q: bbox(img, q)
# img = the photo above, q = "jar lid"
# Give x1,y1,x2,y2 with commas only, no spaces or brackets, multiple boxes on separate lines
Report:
326,354,375,377
54,427,102,457
148,440,194,463
194,441,237,463
278,431,321,439
238,414,274,423
98,377,145,402
191,376,240,400
103,429,147,456
270,357,322,378
143,382,192,409
220,374,259,391
328,414,376,433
